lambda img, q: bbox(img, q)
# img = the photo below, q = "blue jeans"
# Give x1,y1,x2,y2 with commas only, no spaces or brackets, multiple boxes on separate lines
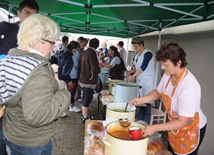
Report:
0,117,7,155
136,104,151,124
4,136,52,155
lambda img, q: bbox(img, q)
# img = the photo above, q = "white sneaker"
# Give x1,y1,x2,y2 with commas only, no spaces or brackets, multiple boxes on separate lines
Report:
77,98,82,102
69,106,81,113
60,112,67,118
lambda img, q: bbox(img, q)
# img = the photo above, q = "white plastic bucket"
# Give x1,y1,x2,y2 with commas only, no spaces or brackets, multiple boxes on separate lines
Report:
106,102,136,121
102,121,148,155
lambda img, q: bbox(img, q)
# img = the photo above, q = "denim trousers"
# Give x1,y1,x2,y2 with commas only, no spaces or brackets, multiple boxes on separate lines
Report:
0,117,7,155
4,136,52,155
136,104,151,124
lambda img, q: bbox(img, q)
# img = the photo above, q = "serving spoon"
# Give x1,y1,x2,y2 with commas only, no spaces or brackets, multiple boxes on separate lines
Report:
119,104,132,127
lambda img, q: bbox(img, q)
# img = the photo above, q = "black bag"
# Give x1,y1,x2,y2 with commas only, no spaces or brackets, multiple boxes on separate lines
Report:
49,54,58,64
95,76,103,93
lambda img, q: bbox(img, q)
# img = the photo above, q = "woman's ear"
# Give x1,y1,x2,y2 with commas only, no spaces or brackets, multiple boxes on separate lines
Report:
176,60,182,67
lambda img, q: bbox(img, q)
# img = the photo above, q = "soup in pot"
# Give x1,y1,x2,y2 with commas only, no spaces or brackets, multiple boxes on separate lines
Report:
109,130,131,140
112,109,126,112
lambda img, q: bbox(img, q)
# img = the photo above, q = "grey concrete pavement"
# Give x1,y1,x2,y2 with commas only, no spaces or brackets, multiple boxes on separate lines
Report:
52,94,102,155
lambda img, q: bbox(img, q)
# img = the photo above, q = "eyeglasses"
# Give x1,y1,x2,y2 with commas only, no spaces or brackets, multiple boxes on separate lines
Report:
41,39,56,45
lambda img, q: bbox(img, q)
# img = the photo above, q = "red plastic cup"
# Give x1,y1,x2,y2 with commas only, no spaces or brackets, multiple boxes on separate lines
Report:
128,126,142,140
69,82,75,89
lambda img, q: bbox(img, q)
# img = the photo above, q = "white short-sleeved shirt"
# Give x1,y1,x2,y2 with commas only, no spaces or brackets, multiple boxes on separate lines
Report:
157,69,207,128
106,56,121,67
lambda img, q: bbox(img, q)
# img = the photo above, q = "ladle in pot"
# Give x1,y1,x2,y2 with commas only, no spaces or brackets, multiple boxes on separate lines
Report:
119,118,131,127
119,104,132,127
124,103,128,112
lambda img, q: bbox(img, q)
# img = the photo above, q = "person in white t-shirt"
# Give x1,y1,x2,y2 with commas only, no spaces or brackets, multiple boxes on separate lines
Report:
130,43,207,155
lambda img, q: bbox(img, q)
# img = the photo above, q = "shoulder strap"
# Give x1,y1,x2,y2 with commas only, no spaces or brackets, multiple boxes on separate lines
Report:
0,22,16,47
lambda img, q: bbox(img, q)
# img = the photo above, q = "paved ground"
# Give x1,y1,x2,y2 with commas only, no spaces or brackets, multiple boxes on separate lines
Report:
52,94,102,155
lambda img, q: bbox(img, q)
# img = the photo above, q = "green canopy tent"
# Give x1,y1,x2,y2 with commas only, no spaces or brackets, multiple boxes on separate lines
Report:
1,0,214,38
1,0,214,87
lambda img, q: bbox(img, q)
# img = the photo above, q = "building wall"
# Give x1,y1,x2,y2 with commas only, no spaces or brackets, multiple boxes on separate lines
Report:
128,31,214,154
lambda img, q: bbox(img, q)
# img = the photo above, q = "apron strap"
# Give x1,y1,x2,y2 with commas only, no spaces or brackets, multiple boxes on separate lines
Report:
165,68,186,97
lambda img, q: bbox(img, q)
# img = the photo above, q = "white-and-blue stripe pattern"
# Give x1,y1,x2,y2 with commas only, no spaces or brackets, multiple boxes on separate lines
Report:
0,54,43,103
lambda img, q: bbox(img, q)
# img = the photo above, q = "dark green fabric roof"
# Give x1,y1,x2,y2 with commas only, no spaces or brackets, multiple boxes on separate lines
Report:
1,0,214,38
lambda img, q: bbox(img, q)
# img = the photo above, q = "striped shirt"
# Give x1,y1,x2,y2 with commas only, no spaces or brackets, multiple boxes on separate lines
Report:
0,54,43,103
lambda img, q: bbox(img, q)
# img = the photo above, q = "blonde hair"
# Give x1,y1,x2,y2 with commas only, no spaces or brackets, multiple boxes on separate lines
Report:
18,14,60,48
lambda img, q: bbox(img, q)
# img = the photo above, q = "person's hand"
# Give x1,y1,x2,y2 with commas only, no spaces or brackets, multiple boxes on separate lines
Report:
51,64,59,81
127,70,131,76
100,62,104,67
130,97,143,106
68,81,75,89
0,105,5,118
51,64,59,73
142,125,156,138
128,75,135,82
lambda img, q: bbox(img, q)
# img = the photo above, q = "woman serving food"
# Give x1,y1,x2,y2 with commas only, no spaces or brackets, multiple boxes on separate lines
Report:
100,46,126,80
130,43,207,155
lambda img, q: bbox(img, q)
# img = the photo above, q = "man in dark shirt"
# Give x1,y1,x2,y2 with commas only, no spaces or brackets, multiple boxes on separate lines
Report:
0,0,39,55
0,1,39,155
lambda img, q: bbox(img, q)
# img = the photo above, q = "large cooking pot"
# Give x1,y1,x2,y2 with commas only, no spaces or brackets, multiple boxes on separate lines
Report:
106,102,136,121
102,121,148,155
114,81,140,103
108,79,123,95
98,67,109,84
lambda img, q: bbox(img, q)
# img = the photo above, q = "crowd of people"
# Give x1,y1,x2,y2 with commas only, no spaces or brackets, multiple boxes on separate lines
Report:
0,0,207,155
0,1,129,154
50,37,128,120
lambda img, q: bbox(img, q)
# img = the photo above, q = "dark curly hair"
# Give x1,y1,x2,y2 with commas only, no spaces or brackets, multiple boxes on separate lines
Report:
156,43,188,68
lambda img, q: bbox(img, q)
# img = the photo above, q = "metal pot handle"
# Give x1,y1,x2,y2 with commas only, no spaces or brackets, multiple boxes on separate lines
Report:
138,84,142,89
102,137,111,146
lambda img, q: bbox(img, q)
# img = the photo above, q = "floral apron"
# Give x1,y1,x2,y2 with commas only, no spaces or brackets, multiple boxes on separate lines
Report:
162,68,200,154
